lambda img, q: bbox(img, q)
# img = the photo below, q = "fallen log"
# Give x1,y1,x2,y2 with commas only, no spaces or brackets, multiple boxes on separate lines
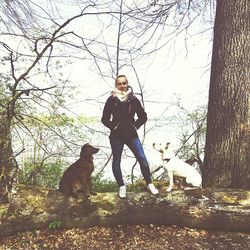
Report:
0,184,250,238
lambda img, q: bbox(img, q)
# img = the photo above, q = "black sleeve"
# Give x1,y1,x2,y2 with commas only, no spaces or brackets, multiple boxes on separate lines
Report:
101,97,115,130
134,98,147,129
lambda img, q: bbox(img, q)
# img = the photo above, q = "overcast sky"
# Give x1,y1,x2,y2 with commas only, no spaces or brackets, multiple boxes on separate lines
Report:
65,27,213,146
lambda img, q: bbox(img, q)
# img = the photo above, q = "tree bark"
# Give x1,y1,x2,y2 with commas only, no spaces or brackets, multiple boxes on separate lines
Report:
203,0,250,188
0,185,250,238
0,112,13,203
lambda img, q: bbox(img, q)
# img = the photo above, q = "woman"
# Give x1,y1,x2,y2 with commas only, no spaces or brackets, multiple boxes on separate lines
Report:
101,75,159,198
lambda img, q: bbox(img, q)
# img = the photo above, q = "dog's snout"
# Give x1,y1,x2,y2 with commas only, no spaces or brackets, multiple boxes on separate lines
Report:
92,147,99,154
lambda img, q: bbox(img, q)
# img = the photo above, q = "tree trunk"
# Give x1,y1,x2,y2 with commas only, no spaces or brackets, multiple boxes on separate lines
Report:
0,112,13,203
203,0,250,188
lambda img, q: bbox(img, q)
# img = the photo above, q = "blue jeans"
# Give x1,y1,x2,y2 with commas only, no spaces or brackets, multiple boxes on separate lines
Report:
110,137,152,187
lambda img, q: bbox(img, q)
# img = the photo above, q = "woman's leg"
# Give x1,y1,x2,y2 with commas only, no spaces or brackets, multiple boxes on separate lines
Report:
126,138,152,184
110,137,125,187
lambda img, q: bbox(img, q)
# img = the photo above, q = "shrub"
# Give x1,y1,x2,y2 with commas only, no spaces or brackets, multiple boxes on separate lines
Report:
18,158,68,189
92,173,117,192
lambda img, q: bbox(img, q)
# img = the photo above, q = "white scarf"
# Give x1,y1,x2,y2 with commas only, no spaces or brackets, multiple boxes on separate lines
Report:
112,87,133,102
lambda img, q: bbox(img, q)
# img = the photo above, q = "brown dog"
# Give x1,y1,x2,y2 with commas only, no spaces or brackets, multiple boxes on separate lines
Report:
59,143,99,198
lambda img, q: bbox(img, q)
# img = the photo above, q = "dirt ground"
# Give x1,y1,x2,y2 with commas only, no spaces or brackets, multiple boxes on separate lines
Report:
1,224,250,250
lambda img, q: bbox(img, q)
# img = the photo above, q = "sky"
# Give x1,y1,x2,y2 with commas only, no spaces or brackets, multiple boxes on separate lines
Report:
62,28,213,182
43,1,214,128
6,1,213,142
66,29,212,145
0,0,214,182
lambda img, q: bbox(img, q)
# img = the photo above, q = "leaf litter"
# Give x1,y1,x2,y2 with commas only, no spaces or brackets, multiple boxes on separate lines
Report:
0,224,250,250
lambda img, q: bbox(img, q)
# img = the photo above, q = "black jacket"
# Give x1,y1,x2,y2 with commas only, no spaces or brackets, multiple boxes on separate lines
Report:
101,95,147,141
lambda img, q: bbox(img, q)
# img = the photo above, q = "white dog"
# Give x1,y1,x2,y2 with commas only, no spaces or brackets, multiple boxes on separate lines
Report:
153,143,202,192
144,145,166,180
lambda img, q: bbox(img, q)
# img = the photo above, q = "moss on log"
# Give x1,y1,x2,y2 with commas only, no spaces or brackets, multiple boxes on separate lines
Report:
0,184,250,238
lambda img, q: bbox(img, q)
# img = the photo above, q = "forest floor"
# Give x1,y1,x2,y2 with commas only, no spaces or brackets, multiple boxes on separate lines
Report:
1,224,250,250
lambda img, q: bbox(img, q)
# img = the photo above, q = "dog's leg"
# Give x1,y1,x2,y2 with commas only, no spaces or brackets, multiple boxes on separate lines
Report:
82,180,90,198
166,171,174,192
71,193,79,199
71,186,79,199
185,176,195,187
186,173,202,189
89,179,97,196
86,180,91,197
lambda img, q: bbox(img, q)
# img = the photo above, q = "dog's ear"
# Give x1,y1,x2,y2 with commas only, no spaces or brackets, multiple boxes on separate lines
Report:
80,144,88,157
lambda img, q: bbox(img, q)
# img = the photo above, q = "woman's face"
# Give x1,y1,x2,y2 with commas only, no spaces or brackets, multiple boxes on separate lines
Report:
116,76,128,92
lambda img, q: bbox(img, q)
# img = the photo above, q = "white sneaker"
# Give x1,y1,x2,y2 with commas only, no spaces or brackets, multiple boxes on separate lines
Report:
119,185,126,199
148,183,159,195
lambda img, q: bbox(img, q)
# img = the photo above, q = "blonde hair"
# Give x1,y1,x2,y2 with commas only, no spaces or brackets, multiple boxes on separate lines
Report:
115,75,128,86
